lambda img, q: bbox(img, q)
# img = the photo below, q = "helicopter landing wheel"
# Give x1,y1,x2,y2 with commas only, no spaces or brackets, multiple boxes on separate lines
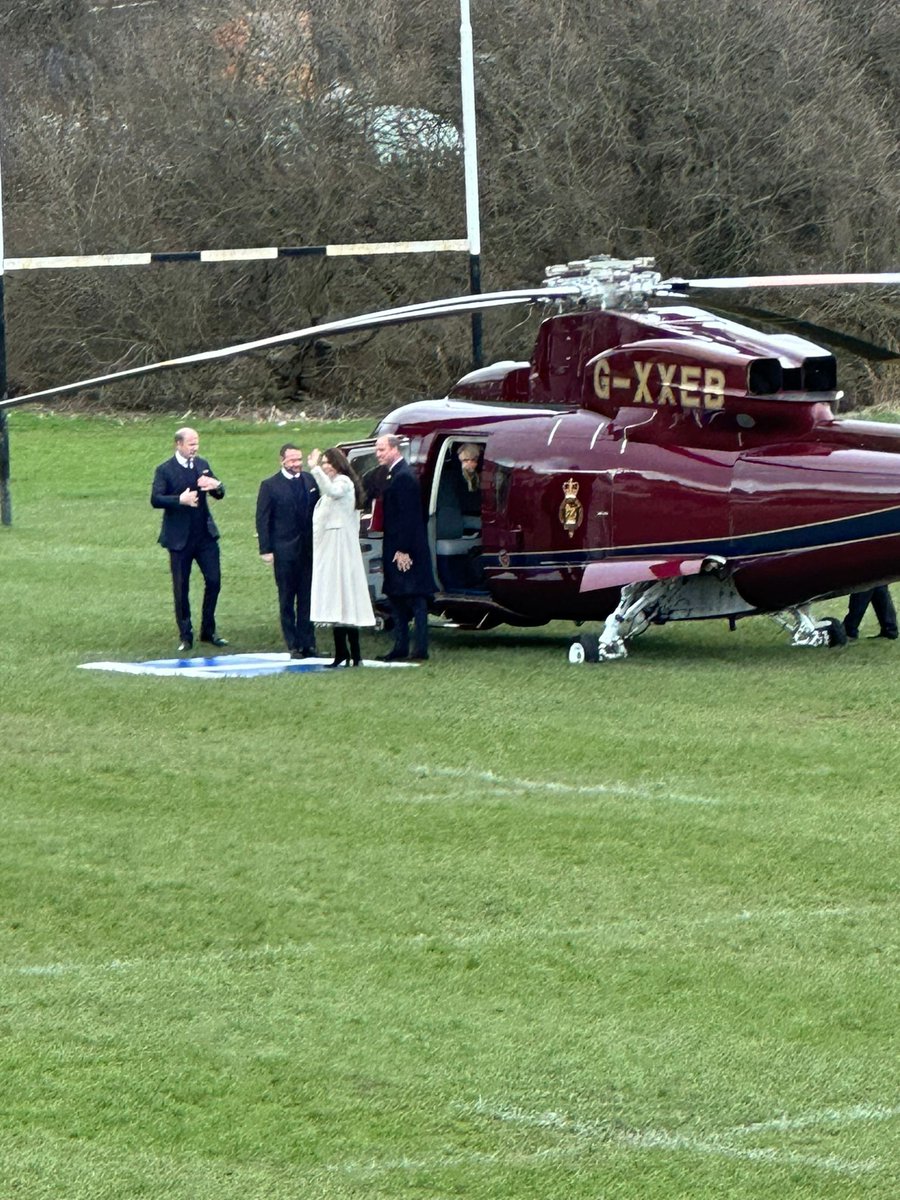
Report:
821,616,848,647
568,635,600,664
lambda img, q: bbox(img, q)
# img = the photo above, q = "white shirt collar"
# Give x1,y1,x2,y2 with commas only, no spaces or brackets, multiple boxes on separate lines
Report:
175,451,193,467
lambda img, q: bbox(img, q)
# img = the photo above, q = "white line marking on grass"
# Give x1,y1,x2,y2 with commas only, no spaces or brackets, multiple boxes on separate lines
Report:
411,765,719,805
15,964,73,976
733,905,858,921
8,948,310,977
446,903,884,946
15,959,131,976
7,902,893,978
322,1144,591,1178
725,1104,900,1135
621,1130,877,1176
468,1099,881,1177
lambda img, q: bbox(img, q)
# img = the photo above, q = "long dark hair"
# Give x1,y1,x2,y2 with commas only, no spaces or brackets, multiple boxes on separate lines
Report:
322,447,366,509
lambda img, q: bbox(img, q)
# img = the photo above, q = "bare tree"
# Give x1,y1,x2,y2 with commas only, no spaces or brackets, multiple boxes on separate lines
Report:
0,0,896,411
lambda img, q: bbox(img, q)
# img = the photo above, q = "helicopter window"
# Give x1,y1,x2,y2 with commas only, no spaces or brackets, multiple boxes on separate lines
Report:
435,465,465,538
494,463,512,514
352,450,385,509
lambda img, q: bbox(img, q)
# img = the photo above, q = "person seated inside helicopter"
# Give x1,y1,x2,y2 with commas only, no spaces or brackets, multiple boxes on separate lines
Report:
456,443,483,531
435,442,485,591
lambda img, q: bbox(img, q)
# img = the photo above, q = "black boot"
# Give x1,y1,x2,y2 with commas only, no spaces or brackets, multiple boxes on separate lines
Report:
327,627,349,668
347,627,362,666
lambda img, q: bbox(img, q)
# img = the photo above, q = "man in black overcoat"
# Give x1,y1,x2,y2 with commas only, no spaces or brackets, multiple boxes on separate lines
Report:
374,434,436,661
255,443,319,657
151,426,227,652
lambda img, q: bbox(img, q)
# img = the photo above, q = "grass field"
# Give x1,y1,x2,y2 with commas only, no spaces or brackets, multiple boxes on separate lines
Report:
1,412,897,1199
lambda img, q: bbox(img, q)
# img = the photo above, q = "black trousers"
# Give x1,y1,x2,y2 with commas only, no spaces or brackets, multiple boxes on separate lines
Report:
387,593,429,656
274,550,314,650
169,536,221,639
845,586,898,637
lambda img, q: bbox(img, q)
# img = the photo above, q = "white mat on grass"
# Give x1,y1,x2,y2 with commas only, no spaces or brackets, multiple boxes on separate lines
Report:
78,653,417,678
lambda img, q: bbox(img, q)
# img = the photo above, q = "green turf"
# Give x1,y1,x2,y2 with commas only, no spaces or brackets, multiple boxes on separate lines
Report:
0,413,897,1198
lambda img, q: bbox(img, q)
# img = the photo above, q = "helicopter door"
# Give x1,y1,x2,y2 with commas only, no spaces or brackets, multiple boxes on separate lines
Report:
428,438,487,594
480,419,614,619
345,443,386,605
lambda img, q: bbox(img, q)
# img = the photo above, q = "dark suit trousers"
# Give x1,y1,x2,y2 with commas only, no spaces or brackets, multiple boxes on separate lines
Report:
845,586,898,637
388,593,429,656
274,550,314,650
169,536,221,639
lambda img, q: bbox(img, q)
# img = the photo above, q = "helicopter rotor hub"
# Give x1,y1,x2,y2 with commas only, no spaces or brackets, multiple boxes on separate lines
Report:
542,254,676,311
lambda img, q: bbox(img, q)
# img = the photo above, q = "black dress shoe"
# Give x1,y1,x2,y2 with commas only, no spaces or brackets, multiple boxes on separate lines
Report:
178,638,193,653
201,634,229,647
377,649,408,662
409,652,430,661
289,649,303,659
299,646,319,658
873,630,898,640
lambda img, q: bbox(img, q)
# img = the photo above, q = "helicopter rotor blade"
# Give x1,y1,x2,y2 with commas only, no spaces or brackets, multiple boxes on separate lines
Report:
687,300,900,362
0,287,578,411
675,271,900,291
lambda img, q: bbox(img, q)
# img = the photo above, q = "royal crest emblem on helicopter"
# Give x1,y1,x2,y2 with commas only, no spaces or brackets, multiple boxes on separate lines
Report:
559,478,584,538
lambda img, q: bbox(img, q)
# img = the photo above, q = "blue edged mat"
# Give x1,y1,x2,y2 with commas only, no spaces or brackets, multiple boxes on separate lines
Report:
78,653,417,679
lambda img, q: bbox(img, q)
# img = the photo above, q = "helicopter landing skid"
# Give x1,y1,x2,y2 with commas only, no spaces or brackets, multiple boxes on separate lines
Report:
770,606,848,649
568,580,665,664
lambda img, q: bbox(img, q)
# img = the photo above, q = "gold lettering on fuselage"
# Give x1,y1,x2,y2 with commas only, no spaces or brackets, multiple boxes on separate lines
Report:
704,368,725,409
593,360,728,412
657,362,678,405
594,357,611,401
633,360,653,404
593,357,632,402
680,365,702,407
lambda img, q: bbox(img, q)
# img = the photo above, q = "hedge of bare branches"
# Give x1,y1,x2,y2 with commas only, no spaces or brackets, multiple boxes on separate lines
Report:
1,0,897,412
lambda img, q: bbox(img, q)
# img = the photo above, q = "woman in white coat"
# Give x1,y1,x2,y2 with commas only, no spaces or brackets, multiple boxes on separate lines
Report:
307,447,376,667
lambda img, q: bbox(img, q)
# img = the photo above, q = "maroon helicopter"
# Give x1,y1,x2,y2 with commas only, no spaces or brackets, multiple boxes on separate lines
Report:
331,256,900,661
5,254,900,661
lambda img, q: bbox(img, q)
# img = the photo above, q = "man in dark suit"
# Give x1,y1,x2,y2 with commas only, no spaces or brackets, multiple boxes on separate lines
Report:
151,426,227,653
255,443,319,657
374,434,436,661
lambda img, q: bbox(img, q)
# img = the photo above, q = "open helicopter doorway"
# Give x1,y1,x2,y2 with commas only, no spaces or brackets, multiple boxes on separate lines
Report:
344,441,389,609
429,437,488,594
